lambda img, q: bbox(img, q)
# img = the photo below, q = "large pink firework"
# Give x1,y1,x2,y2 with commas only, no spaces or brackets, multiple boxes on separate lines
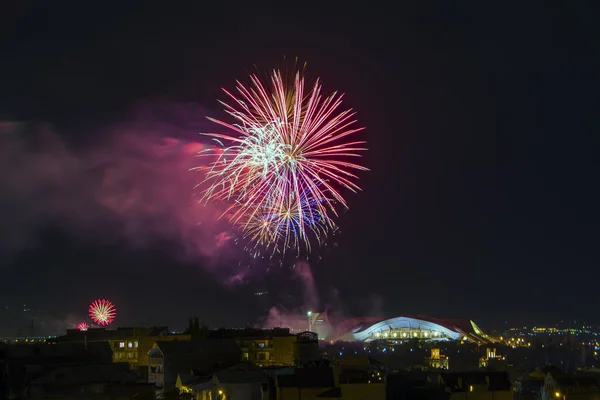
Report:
197,68,367,255
89,299,116,326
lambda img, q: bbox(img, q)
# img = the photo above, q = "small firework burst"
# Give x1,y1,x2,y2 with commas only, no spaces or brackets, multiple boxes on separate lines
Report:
89,299,116,326
77,321,89,331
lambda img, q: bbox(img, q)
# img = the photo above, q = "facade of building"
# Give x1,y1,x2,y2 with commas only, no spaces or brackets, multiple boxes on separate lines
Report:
111,331,191,369
196,370,269,400
541,371,600,400
209,328,297,367
426,348,449,370
52,327,191,370
147,339,241,395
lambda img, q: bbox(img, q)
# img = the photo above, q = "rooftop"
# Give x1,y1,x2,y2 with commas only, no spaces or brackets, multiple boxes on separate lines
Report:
208,327,293,339
54,326,172,342
277,368,335,388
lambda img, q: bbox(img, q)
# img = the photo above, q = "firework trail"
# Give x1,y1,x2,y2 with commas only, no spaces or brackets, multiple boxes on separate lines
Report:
196,68,367,255
89,299,116,326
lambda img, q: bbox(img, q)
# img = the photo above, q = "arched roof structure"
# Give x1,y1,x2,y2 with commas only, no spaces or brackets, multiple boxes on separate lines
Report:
331,314,497,344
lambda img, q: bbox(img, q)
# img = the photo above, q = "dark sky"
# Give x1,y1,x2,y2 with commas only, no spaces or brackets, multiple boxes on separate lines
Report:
0,2,598,336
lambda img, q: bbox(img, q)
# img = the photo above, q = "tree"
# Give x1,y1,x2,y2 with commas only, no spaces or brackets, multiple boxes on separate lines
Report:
184,317,209,339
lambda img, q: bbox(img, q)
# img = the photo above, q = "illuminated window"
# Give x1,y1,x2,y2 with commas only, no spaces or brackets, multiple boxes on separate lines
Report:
128,342,133,348
119,342,125,348
134,341,138,348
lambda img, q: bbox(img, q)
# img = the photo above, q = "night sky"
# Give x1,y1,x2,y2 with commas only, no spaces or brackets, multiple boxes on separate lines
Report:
0,2,598,336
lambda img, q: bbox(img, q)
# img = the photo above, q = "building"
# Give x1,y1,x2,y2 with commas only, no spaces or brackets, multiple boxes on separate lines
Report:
26,363,142,399
437,371,513,400
209,328,297,367
295,331,321,365
426,348,449,370
387,371,512,399
147,339,242,395
276,367,337,400
51,327,191,371
514,366,564,399
276,364,386,400
0,341,136,400
541,371,600,400
194,369,269,400
479,347,506,368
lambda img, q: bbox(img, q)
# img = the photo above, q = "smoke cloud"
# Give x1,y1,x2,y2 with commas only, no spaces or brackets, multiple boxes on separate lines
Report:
292,260,319,310
0,101,244,281
364,294,385,318
262,260,386,335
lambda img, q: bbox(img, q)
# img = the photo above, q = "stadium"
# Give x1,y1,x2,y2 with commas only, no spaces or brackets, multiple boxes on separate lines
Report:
267,311,498,344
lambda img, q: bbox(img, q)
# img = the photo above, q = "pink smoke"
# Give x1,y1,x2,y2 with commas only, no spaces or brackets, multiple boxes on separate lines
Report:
263,306,311,333
262,260,322,332
293,260,319,309
0,101,245,282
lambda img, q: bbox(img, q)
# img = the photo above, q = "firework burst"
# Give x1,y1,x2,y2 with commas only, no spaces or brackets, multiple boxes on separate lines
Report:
77,321,89,331
89,299,116,326
197,67,367,254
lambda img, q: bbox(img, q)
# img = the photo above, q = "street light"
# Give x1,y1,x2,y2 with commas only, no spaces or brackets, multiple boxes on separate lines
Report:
307,310,312,332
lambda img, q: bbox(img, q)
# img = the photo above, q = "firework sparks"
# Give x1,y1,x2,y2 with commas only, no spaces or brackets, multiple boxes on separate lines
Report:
196,68,367,254
241,190,333,255
89,299,116,326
